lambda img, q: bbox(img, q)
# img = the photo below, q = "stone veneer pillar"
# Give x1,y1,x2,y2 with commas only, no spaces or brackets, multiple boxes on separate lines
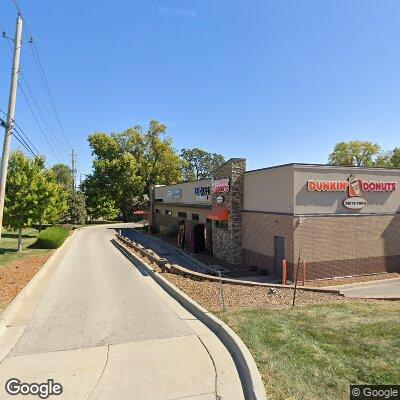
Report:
211,158,246,266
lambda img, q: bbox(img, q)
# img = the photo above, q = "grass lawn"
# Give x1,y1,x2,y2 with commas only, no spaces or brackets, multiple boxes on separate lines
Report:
217,301,400,400
0,228,52,267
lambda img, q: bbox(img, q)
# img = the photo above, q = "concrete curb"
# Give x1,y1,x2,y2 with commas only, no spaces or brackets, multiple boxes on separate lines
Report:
0,229,76,328
114,236,267,400
343,296,400,301
116,234,341,295
326,276,400,290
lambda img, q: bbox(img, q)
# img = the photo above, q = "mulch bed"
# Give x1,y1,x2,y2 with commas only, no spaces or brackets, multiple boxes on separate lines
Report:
0,254,51,313
128,246,376,312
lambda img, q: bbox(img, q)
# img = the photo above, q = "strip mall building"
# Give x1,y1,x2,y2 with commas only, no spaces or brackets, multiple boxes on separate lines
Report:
150,158,400,280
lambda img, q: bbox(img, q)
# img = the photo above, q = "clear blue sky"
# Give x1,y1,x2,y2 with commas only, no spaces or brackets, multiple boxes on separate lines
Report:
0,0,399,178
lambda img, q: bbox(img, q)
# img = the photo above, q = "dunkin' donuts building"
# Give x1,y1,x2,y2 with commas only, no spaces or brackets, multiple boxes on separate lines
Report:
150,158,400,280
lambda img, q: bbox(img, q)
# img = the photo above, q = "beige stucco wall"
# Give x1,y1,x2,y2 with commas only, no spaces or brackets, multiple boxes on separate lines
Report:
294,165,400,215
154,203,210,224
242,212,294,274
243,165,294,214
154,179,211,205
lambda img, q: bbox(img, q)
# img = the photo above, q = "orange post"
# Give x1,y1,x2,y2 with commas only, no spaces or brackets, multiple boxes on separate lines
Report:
302,259,306,286
282,259,287,286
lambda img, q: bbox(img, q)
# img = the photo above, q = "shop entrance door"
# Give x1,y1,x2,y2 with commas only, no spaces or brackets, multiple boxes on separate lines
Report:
274,236,285,276
193,224,205,253
178,221,185,249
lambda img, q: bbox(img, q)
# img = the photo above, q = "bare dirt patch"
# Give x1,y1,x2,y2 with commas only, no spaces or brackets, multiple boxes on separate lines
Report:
0,254,52,313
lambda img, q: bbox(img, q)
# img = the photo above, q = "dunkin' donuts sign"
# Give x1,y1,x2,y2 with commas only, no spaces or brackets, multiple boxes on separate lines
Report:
307,174,397,210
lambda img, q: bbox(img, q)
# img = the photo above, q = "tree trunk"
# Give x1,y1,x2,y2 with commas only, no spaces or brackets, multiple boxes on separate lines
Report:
17,227,23,252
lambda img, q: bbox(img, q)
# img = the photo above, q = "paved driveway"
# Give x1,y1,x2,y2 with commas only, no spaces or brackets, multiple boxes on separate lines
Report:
332,279,400,298
120,228,210,273
0,224,243,399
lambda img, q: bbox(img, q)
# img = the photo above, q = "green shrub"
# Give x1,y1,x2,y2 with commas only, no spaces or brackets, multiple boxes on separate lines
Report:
32,226,70,249
159,224,177,237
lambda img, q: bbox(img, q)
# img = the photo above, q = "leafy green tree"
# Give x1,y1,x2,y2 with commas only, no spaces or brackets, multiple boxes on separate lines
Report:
67,191,87,224
36,172,68,229
82,120,183,220
180,148,225,180
4,151,67,250
51,163,73,190
82,175,119,220
113,121,183,192
390,148,400,168
374,151,393,168
328,141,382,167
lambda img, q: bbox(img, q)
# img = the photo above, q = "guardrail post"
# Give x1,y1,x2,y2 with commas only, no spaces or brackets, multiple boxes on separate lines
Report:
282,259,287,286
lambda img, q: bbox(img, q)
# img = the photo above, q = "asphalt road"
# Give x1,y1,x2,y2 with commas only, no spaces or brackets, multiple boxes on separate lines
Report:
336,278,400,298
121,228,210,273
0,224,243,399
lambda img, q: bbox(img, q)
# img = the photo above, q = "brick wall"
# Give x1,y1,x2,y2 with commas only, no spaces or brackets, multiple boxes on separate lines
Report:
294,214,400,280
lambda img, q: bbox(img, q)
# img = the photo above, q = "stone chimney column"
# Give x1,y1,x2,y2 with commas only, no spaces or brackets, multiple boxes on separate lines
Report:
211,158,246,266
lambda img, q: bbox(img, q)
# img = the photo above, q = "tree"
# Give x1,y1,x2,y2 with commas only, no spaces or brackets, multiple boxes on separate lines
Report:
82,174,119,220
390,148,400,168
4,151,67,250
36,171,68,229
51,163,73,190
328,141,382,167
82,120,183,220
180,148,225,180
113,121,183,193
67,191,87,224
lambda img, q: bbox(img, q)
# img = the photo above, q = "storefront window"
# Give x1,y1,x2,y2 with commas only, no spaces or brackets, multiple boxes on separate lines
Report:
165,210,172,215
155,209,160,214
192,213,199,221
178,212,187,219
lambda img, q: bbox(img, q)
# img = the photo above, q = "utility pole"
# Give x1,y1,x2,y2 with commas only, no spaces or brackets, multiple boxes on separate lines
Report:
71,149,77,191
0,14,23,241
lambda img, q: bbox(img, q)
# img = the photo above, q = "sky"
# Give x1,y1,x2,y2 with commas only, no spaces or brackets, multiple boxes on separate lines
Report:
0,0,400,179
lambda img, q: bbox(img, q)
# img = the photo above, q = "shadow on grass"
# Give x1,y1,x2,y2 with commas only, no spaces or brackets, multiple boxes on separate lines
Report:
0,247,18,254
2,233,37,239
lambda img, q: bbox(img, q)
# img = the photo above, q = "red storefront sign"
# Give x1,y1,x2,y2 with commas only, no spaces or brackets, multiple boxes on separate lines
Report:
212,178,230,194
307,180,397,192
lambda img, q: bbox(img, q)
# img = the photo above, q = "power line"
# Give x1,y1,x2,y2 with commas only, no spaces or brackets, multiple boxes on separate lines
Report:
13,129,37,158
28,41,72,150
11,0,73,150
0,109,39,154
1,28,65,163
17,84,62,163
0,109,51,168
18,73,65,158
